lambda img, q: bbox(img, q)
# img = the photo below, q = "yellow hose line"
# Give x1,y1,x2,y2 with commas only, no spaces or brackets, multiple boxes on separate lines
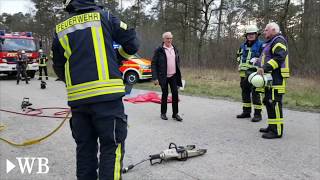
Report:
0,111,71,147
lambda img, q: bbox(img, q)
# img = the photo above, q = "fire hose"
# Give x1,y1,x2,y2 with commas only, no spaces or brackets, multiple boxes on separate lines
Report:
0,98,70,147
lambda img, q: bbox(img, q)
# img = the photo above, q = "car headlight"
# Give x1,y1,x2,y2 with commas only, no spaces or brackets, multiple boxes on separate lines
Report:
140,65,150,69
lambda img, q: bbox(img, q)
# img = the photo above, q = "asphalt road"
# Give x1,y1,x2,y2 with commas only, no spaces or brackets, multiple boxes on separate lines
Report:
0,77,319,180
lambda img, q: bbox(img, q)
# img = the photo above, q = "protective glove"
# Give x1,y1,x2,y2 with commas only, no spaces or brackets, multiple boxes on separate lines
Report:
250,57,258,65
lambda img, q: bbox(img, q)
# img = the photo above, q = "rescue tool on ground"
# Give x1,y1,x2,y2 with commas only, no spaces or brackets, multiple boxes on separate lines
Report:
122,143,207,173
21,97,32,111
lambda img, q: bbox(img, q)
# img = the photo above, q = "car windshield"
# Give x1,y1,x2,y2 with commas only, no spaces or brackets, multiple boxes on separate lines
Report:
132,53,141,59
0,38,36,51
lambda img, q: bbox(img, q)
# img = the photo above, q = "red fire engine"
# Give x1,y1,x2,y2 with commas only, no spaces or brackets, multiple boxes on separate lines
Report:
0,30,39,78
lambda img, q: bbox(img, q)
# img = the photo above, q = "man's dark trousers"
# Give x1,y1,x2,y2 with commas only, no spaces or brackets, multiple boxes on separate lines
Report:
70,99,127,180
39,66,48,80
160,74,179,116
240,77,262,115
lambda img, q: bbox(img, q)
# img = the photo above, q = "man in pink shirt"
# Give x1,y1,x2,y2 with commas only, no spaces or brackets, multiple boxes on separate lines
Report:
151,32,183,121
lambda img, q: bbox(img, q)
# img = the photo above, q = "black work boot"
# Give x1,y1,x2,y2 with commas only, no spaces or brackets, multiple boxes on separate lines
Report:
16,80,19,85
236,112,251,118
172,114,183,122
262,124,283,139
161,114,168,120
262,131,282,139
259,126,270,133
251,114,262,122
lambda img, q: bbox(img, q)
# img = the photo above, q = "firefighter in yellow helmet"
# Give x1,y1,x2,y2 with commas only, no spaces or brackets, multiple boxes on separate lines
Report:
236,25,263,122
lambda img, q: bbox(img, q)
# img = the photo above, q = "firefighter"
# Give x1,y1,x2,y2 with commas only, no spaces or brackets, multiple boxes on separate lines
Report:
236,25,263,122
52,0,139,179
38,49,48,80
257,22,290,139
16,50,29,85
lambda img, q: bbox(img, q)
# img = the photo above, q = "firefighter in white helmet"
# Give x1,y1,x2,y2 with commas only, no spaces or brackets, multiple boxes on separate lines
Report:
236,25,263,122
16,50,29,84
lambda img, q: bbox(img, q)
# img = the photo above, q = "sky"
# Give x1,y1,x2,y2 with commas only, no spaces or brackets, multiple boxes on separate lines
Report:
0,0,304,15
0,0,35,14
0,0,133,15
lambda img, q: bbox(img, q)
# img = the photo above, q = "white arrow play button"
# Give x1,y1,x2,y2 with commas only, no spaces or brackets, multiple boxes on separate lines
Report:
6,159,16,173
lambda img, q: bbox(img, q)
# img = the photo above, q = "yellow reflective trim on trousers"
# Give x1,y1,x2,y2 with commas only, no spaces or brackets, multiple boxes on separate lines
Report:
276,102,280,119
256,87,264,93
114,144,122,180
268,59,279,69
67,79,123,93
68,86,125,101
275,102,282,135
267,118,283,124
272,88,275,101
272,79,286,93
272,43,287,54
118,47,133,59
254,105,263,110
243,103,251,108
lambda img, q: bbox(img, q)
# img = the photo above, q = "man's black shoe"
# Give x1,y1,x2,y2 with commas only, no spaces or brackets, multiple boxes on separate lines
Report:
236,112,251,118
251,114,262,122
262,131,282,139
161,114,168,120
259,126,270,133
172,114,183,121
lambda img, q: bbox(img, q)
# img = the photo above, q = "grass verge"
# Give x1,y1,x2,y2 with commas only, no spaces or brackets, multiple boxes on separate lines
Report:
135,68,320,113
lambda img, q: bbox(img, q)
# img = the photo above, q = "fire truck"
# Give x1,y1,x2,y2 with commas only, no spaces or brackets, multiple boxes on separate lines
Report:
114,44,152,84
0,30,39,78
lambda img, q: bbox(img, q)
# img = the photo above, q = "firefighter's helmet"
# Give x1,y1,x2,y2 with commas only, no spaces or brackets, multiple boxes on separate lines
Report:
245,25,259,34
248,72,273,88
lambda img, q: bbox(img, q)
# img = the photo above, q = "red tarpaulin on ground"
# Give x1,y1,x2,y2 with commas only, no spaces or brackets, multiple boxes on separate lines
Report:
124,92,173,104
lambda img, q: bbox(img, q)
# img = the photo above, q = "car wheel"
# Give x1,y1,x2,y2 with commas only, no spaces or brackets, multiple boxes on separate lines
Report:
125,71,138,84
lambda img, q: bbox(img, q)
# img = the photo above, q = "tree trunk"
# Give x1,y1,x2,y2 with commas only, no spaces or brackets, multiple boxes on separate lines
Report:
217,0,224,43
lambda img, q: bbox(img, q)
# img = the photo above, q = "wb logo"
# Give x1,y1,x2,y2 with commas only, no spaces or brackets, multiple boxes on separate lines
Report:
6,157,49,174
